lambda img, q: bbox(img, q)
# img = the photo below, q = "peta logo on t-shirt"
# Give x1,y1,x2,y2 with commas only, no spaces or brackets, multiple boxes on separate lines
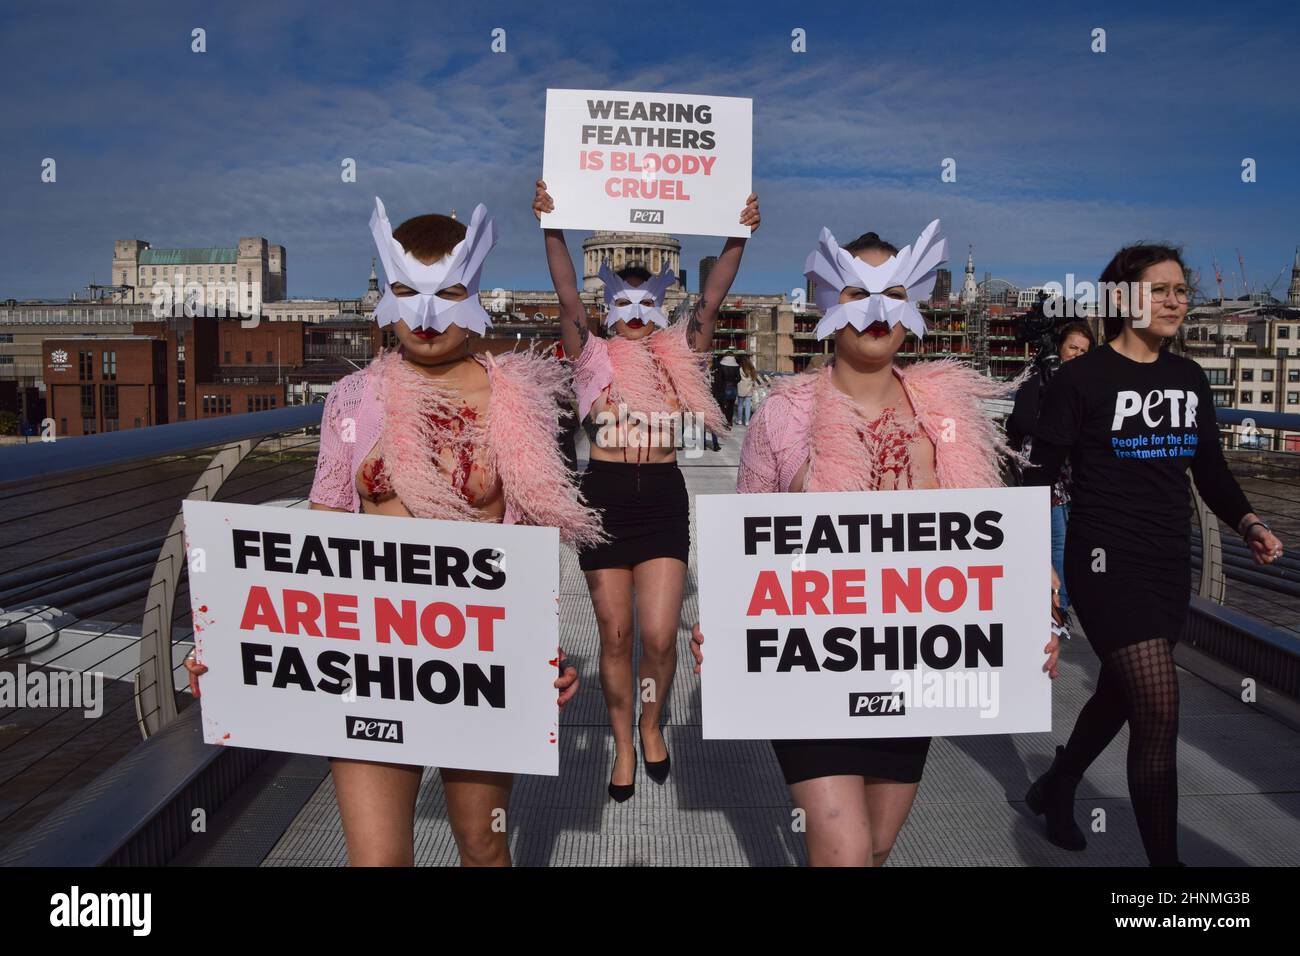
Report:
1111,389,1199,431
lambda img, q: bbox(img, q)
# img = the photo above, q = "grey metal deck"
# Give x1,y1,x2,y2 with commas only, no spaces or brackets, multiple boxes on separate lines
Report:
194,426,1300,867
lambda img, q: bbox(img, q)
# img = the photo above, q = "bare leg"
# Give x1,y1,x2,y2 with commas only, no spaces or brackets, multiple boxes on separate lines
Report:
789,775,873,867
585,567,637,787
330,757,422,866
863,778,920,866
632,557,687,763
441,768,514,867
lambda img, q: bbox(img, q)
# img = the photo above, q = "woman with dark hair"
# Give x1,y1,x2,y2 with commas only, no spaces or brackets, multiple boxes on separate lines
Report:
533,179,760,800
1023,243,1284,865
1008,320,1096,610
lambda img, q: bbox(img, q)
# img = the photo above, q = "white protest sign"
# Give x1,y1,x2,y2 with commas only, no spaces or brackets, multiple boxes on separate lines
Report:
540,88,752,238
697,487,1051,739
182,500,561,776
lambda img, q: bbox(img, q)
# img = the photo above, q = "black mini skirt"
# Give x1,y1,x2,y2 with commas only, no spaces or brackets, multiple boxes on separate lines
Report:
1063,531,1190,656
577,459,690,570
770,736,932,786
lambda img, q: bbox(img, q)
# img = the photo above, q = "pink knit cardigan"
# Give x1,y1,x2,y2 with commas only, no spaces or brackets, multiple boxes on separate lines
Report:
737,359,1022,494
309,349,606,549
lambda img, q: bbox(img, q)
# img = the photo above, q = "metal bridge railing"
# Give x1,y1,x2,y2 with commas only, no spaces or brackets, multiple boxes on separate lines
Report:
0,405,322,856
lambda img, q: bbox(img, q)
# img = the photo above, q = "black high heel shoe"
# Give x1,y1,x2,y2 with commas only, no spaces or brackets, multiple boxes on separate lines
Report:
1025,745,1087,851
608,749,636,803
639,726,671,784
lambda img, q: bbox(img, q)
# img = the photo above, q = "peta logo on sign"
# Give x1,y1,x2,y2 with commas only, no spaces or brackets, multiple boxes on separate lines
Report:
1111,389,1198,430
345,716,404,743
630,208,664,224
849,691,906,716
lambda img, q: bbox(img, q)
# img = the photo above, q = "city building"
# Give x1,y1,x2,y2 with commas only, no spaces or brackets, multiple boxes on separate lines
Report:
109,236,287,313
43,335,167,435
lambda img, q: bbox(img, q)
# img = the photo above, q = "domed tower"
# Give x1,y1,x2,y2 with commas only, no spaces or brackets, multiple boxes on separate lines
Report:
580,231,683,293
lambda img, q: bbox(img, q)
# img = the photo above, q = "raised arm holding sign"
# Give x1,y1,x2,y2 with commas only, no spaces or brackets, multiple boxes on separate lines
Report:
531,88,760,803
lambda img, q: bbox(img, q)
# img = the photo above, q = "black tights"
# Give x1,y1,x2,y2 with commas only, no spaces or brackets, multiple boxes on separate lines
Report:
1057,637,1181,865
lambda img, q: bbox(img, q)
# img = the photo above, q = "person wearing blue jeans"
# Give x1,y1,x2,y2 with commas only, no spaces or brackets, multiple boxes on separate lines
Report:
1050,501,1070,610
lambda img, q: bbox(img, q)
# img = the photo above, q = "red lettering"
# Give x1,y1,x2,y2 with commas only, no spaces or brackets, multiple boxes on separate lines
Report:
966,565,1003,611
239,585,283,633
374,597,417,645
420,601,465,649
282,589,323,636
791,570,829,615
832,568,867,614
323,592,359,641
881,567,921,613
747,570,791,615
465,604,505,652
924,566,967,612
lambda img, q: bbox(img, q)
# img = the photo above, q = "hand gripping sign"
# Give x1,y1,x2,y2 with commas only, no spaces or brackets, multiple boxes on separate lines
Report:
182,500,561,775
696,486,1051,739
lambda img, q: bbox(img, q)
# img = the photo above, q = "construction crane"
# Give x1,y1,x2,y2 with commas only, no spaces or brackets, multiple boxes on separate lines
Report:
1237,249,1250,298
1211,251,1225,302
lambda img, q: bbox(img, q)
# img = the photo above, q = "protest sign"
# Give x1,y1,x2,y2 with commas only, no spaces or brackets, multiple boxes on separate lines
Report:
697,487,1052,739
181,500,561,775
540,88,752,237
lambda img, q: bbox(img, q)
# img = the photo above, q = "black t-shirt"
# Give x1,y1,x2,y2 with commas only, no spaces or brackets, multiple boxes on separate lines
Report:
1024,343,1252,560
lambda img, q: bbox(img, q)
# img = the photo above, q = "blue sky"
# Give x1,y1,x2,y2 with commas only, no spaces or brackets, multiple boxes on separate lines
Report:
1,0,1297,302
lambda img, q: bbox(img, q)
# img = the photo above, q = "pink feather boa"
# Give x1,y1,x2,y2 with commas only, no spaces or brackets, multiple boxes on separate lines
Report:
376,349,606,549
778,358,1027,493
605,321,728,435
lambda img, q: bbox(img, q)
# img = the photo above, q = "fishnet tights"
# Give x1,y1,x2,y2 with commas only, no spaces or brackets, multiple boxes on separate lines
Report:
1058,637,1181,865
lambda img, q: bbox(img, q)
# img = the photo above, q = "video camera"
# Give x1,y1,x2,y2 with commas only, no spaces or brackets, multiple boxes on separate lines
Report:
1015,291,1073,381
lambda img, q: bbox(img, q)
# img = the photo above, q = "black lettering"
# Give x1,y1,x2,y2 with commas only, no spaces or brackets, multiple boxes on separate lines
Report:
746,628,779,672
939,511,973,550
272,646,316,691
353,652,395,698
806,514,843,553
778,628,819,671
361,539,398,581
316,650,352,693
743,516,772,555
463,664,506,708
774,515,801,554
295,535,334,576
973,510,1004,549
920,624,962,669
327,537,360,577
837,514,870,552
240,642,274,684
263,532,294,572
471,548,506,589
417,660,460,704
435,547,470,588
862,626,899,671
964,622,1003,667
400,543,433,585
907,512,937,551
821,627,857,671
232,529,260,569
